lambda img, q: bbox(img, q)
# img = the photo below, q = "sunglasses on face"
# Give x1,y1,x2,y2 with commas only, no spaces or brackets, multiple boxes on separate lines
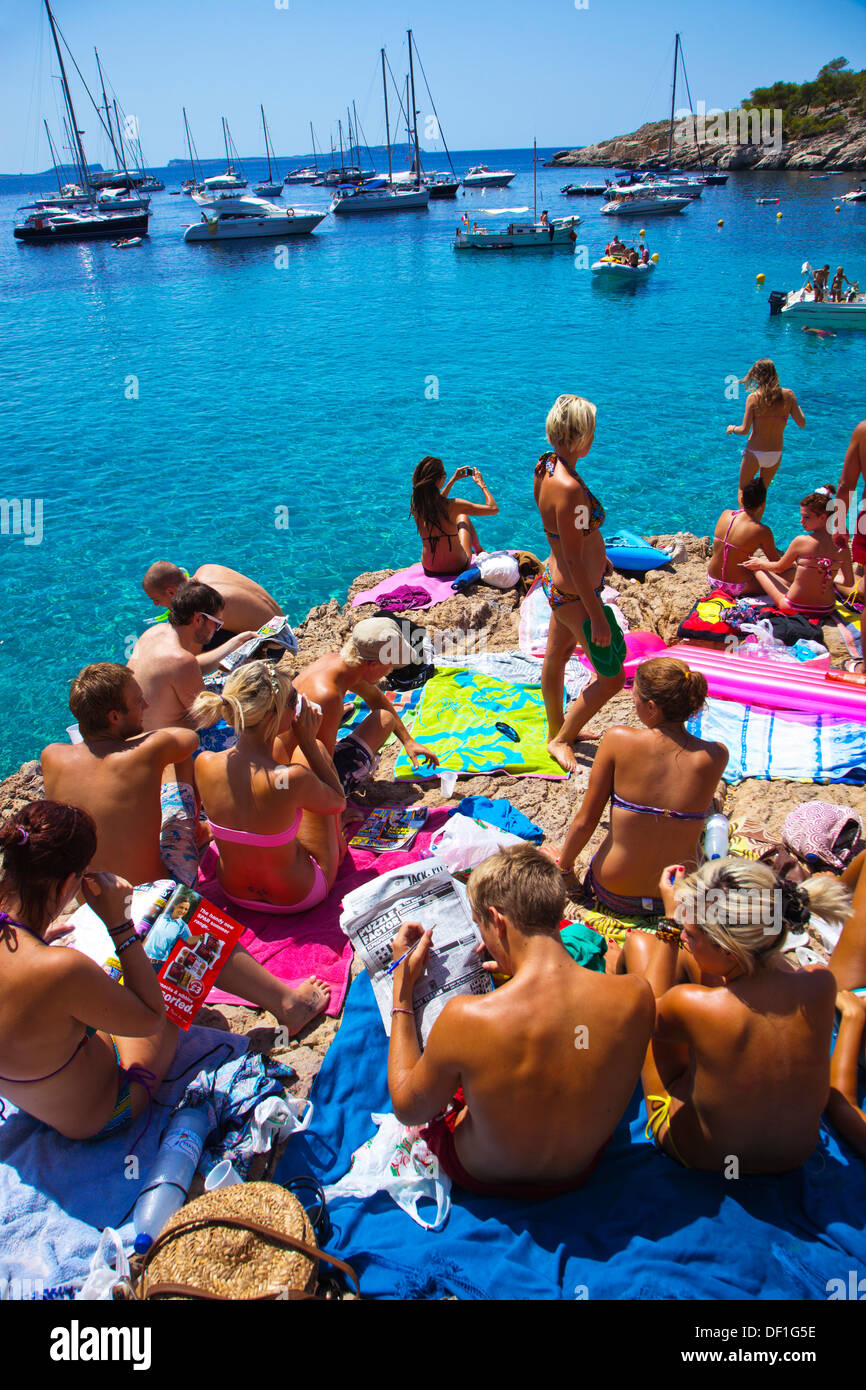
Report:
196,612,224,631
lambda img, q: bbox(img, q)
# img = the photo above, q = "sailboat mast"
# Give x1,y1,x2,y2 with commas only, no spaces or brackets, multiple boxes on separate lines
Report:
44,120,63,193
261,104,272,180
533,138,537,222
407,29,421,184
338,119,344,173
94,48,119,170
113,99,130,182
381,49,393,184
310,120,319,172
667,32,680,169
44,0,92,195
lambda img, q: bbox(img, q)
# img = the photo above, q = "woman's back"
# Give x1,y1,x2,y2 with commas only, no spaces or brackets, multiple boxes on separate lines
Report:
708,508,765,582
197,748,307,892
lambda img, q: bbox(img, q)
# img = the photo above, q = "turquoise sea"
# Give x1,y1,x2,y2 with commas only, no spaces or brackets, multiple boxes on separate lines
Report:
2,147,865,776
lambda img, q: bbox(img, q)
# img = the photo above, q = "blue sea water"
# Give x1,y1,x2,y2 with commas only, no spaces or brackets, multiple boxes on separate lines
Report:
1,147,865,776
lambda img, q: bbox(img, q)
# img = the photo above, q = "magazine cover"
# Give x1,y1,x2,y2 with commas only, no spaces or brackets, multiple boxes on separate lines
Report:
139,883,245,1029
349,806,428,854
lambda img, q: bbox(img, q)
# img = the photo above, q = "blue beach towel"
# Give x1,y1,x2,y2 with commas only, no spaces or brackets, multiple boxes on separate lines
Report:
688,696,866,785
277,973,866,1301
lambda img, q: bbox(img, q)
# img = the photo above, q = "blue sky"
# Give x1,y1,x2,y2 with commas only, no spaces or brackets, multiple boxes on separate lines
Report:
3,0,865,171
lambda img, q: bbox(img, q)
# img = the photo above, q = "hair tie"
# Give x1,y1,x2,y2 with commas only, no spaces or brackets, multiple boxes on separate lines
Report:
683,670,690,683
265,665,281,702
15,827,29,846
779,880,809,928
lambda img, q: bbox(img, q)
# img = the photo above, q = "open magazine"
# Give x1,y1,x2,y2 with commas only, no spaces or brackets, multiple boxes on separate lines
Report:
339,857,492,1044
348,806,428,854
132,882,245,1029
219,615,298,673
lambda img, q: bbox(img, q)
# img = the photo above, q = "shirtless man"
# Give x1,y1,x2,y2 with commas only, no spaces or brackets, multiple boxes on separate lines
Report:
41,663,330,1034
143,561,282,641
387,845,654,1194
813,263,830,302
833,419,866,638
278,618,439,796
128,582,257,731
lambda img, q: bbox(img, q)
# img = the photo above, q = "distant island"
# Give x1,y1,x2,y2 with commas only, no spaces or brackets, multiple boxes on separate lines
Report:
548,59,866,171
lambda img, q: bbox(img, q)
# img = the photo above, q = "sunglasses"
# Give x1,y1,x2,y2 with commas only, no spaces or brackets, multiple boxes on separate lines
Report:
196,612,224,631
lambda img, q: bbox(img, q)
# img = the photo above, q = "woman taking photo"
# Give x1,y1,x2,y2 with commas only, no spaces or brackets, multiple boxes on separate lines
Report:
554,658,728,914
193,660,347,914
533,394,625,774
725,358,805,497
410,456,498,577
0,801,175,1141
624,858,848,1173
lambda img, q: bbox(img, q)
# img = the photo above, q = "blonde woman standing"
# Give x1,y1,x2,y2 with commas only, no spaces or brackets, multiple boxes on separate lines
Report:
533,393,624,773
726,358,805,497
193,661,346,914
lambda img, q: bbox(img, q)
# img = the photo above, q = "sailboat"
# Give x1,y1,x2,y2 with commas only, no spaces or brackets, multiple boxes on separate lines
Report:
284,126,320,183
400,31,460,199
331,50,429,214
200,119,248,192
454,141,578,250
253,107,282,196
14,1,149,243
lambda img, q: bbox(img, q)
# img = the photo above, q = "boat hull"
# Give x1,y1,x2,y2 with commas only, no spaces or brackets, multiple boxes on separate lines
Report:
455,222,578,250
591,259,655,279
184,211,324,240
426,180,459,199
14,211,150,243
600,196,689,215
779,294,866,330
331,188,429,213
462,174,515,188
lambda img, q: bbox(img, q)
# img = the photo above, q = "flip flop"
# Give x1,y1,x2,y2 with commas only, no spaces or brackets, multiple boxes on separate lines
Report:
582,605,626,677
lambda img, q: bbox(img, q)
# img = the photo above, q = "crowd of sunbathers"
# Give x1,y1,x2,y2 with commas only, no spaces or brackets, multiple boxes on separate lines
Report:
1,384,865,1194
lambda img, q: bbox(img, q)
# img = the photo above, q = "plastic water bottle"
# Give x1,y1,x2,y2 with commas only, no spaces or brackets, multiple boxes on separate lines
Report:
132,1106,211,1254
704,813,729,861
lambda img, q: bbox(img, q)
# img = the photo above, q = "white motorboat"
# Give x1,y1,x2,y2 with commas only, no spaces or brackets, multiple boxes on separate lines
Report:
601,191,690,215
619,172,703,198
591,256,655,280
284,166,319,184
97,188,151,214
455,215,579,251
201,172,248,192
840,186,866,203
184,193,324,241
771,285,866,329
331,180,429,214
462,165,516,188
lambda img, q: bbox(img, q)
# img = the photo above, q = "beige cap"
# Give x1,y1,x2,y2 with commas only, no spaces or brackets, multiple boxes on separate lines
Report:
350,617,414,667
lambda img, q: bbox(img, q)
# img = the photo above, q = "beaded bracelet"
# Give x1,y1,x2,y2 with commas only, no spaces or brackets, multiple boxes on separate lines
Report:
655,917,683,946
116,935,139,955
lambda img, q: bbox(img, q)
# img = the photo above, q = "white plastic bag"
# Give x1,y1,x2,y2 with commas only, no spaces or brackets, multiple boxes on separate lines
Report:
478,550,520,590
249,1094,314,1152
76,1228,131,1300
738,619,788,661
323,1112,451,1230
429,813,526,873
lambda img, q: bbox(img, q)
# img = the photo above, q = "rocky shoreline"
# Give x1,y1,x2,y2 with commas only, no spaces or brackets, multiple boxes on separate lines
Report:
2,535,864,1108
547,113,866,172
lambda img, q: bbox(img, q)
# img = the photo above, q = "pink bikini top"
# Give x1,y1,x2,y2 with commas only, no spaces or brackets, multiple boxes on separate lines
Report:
207,807,302,848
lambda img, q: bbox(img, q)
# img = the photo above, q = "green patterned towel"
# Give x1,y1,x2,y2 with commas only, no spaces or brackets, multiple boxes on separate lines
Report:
393,668,569,780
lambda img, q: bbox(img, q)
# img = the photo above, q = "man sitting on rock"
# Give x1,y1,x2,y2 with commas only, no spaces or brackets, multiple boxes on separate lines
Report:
143,560,283,646
278,617,439,797
387,845,655,1196
128,581,257,732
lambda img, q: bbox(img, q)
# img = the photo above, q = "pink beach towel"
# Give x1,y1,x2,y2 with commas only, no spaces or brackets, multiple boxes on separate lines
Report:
200,811,450,1015
352,563,467,612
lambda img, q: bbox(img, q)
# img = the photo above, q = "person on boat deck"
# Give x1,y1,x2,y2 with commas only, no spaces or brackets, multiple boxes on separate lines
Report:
0,801,176,1141
387,845,654,1197
813,264,831,302
605,234,626,259
276,618,439,797
539,210,549,226
621,858,848,1173
627,248,639,268
410,455,499,578
832,417,866,624
830,265,852,303
193,660,347,916
143,561,283,649
742,484,854,619
639,243,650,264
725,358,805,499
551,658,728,917
128,582,257,732
532,393,625,774
706,477,781,597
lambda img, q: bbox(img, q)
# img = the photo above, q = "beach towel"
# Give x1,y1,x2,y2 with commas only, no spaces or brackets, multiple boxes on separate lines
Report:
687,696,866,785
203,812,451,1011
433,647,592,701
276,972,866,1301
0,1025,250,1297
352,564,466,612
518,576,625,659
337,687,421,746
393,669,569,781
676,589,738,644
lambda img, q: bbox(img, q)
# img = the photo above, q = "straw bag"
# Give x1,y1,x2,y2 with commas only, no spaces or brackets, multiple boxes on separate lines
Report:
128,1182,359,1301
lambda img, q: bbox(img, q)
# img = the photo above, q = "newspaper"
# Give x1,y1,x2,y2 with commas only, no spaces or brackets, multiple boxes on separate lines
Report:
219,615,298,673
339,856,492,1043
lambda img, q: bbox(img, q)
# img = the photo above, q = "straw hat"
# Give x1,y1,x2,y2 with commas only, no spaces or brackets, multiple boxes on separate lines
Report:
137,1183,318,1300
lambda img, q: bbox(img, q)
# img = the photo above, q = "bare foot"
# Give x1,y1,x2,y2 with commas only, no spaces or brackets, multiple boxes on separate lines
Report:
277,976,330,1036
548,738,578,774
574,728,602,743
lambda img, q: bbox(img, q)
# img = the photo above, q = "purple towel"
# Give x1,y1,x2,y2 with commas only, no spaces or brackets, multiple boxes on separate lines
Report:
376,585,432,612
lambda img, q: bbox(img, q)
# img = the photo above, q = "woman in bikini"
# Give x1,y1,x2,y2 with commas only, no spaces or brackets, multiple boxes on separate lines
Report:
726,358,805,499
706,478,781,597
410,456,499,577
533,394,624,774
553,658,728,916
0,801,176,1141
193,661,348,914
622,858,848,1172
742,484,854,619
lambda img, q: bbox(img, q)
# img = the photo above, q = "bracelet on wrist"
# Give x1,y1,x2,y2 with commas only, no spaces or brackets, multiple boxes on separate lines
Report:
115,934,139,955
655,916,683,946
391,1006,414,1018
108,919,135,937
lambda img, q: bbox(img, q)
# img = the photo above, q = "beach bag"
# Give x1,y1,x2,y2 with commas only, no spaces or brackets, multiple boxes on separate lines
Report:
128,1182,359,1301
323,1113,451,1231
478,551,520,590
782,802,862,872
374,610,435,691
429,813,526,873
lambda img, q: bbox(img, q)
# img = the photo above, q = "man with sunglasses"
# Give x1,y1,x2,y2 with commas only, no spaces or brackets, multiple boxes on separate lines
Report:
127,581,259,732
